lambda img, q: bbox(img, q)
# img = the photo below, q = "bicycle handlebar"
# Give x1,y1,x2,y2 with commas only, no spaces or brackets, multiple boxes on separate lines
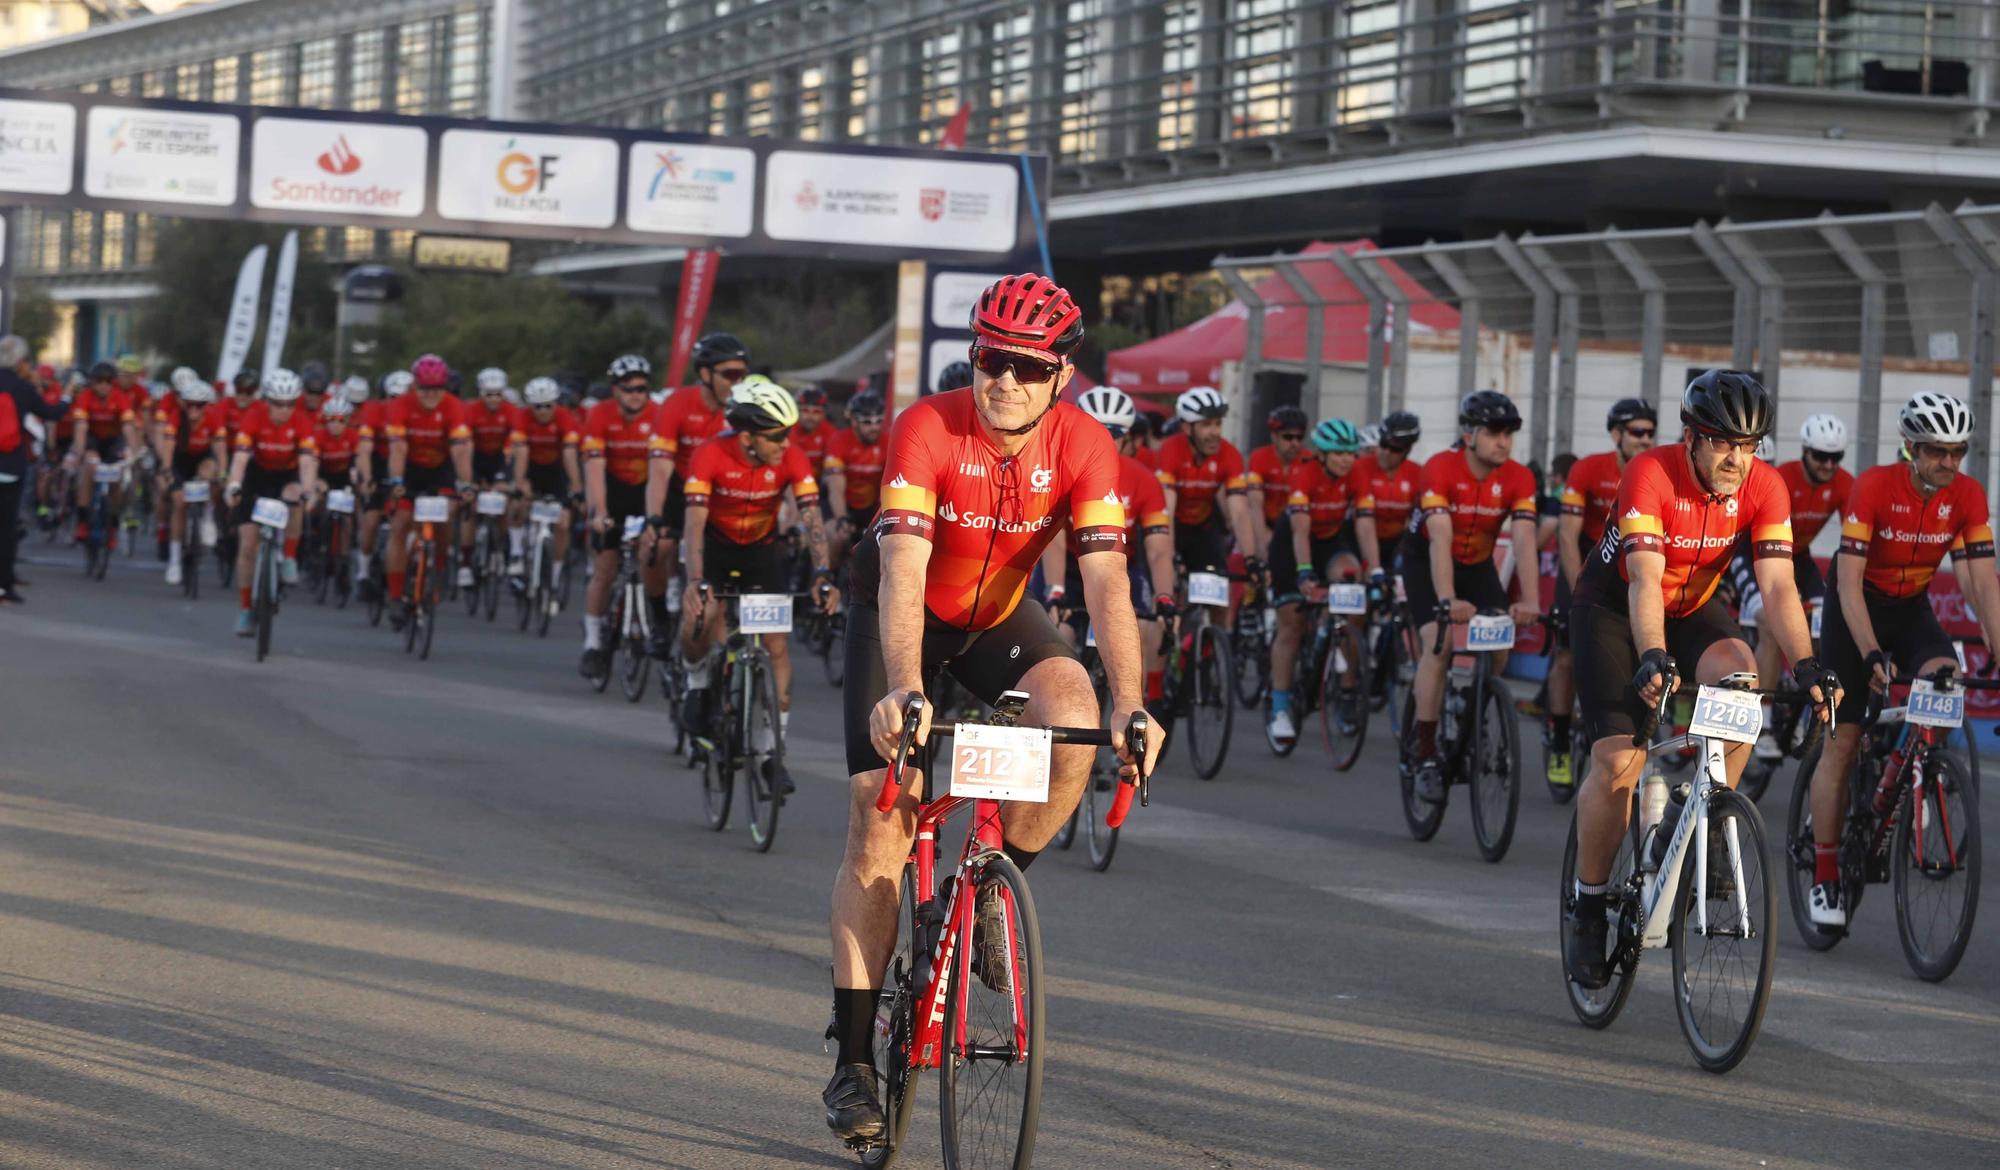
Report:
1863,666,2000,727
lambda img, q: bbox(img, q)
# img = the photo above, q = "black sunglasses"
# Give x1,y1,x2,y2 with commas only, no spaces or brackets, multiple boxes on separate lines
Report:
1806,447,1844,463
709,367,748,384
615,381,650,395
1624,426,1656,439
972,347,1062,385
1276,431,1305,442
754,427,792,444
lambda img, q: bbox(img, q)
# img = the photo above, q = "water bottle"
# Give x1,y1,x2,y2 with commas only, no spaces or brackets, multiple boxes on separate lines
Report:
1261,606,1277,642
1638,772,1668,870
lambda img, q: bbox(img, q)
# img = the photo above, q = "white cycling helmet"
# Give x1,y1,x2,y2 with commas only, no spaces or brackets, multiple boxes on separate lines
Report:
1755,435,1775,462
343,375,371,404
1077,387,1137,434
1175,385,1227,424
180,380,215,405
524,376,562,406
1799,413,1849,455
320,396,354,419
1358,422,1383,449
169,366,199,393
476,366,508,394
383,370,414,398
607,354,652,382
1900,391,1975,444
262,367,303,403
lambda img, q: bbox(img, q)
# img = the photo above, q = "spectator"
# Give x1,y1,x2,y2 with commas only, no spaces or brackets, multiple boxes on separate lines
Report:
0,335,68,604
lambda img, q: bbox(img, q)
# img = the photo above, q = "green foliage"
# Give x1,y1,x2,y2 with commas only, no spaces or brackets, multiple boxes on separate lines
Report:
11,286,58,355
704,270,890,375
1075,319,1146,382
375,273,667,383
135,219,338,376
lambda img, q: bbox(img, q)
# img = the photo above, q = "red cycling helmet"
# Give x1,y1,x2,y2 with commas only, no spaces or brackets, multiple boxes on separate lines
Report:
411,353,450,389
970,274,1084,357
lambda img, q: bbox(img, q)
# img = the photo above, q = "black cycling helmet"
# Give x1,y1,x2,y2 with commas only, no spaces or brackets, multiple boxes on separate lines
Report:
88,360,118,382
1267,404,1309,433
691,331,749,369
232,367,260,391
848,390,885,419
1380,409,1422,446
299,360,331,392
1458,389,1522,430
1680,370,1774,441
797,385,828,407
446,368,464,394
1606,397,1656,430
935,360,972,396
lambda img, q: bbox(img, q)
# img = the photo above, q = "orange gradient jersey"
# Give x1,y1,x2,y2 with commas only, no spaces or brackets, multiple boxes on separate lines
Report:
1560,450,1625,548
1154,433,1248,527
1838,464,1993,598
1413,447,1537,565
1590,444,1792,617
871,390,1125,630
683,433,819,545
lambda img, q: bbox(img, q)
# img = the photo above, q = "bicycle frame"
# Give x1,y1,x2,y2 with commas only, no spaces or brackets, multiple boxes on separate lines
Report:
1856,707,1961,874
1635,729,1752,948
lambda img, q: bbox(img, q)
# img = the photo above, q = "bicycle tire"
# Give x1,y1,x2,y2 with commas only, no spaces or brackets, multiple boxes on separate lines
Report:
1559,807,1639,1029
418,572,439,660
699,736,732,830
1781,743,1843,952
824,616,847,686
588,590,620,692
1231,628,1267,709
1894,749,1980,982
1320,620,1369,771
1185,621,1233,780
1469,676,1521,863
463,530,484,616
864,867,922,1168
184,531,200,600
939,855,1044,1170
1084,682,1120,871
619,615,650,703
308,523,330,604
1669,787,1776,1074
743,656,784,853
1397,687,1447,841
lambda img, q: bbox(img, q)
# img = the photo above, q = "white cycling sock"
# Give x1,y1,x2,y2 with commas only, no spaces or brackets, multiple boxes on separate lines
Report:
780,708,790,734
583,614,606,650
354,548,369,577
508,526,525,557
168,540,182,564
682,652,711,689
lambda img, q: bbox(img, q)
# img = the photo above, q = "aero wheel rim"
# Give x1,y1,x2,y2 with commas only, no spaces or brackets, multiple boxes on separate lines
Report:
942,862,1040,1170
1674,800,1772,1068
1896,755,1980,980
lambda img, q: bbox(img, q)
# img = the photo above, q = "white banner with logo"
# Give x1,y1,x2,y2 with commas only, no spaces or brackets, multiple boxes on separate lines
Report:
215,243,267,386
249,117,427,218
260,229,298,375
83,106,239,206
763,151,1018,252
0,99,76,195
625,142,755,238
436,129,618,229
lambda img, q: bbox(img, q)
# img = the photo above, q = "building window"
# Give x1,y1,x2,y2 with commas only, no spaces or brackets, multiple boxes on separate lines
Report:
176,62,204,99
708,88,731,136
747,77,774,136
250,47,288,107
68,211,94,272
32,209,63,274
387,230,414,259
1158,0,1203,151
1228,0,1294,140
446,10,482,115
133,214,156,267
397,20,433,114
918,29,962,144
1337,0,1401,125
797,67,824,140
1061,1,1105,161
846,53,871,140
350,29,385,111
345,227,376,259
107,75,131,96
1461,1,1531,108
99,211,126,270
985,9,1032,150
298,37,337,108
141,71,165,98
212,55,241,103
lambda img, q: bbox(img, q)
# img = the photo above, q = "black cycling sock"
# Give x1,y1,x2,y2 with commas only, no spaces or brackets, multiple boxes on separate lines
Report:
1003,842,1040,873
832,987,877,1067
646,591,669,628
1552,714,1572,744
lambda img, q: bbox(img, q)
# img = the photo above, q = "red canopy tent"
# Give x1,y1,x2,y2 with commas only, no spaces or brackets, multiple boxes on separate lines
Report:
1104,240,1458,399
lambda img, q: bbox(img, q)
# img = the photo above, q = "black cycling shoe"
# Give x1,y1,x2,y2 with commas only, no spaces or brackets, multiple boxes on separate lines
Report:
823,1063,886,1144
1565,903,1612,990
681,686,711,739
761,757,797,797
388,599,411,631
649,628,677,660
578,646,609,679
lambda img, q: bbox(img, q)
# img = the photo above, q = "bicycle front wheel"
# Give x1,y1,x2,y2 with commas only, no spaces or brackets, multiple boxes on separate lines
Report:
1184,621,1234,780
1398,686,1446,841
1320,621,1369,772
742,656,784,853
254,544,275,663
1894,749,1981,982
1669,788,1776,1074
940,855,1044,1170
1469,676,1521,863
619,624,650,703
698,737,732,830
824,614,847,686
1231,627,1266,709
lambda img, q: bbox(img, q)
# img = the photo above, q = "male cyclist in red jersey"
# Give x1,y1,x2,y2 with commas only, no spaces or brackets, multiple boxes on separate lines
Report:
824,275,1162,1147
1156,385,1260,583
382,355,474,629
211,369,261,446
511,376,582,584
1267,417,1365,748
652,335,746,656
1352,409,1424,591
298,361,332,423
1551,398,1658,792
579,355,671,678
1564,371,1838,988
1247,405,1309,563
224,368,319,635
466,366,525,583
313,395,360,494
157,376,227,586
791,385,838,483
353,370,411,598
68,361,139,541
1801,392,2000,928
822,391,888,578
31,362,73,529
1400,390,1544,802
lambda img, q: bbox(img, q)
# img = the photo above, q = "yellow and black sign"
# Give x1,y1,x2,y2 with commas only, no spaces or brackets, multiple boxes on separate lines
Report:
412,235,512,274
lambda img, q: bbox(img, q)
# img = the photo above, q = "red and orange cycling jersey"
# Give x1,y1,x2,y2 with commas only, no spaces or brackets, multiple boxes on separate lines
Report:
1778,460,1854,547
383,393,471,470
1068,453,1170,559
1154,433,1248,528
355,399,388,455
653,385,727,467
581,400,667,487
70,387,135,441
1285,459,1354,540
1247,445,1304,524
1413,447,1537,565
792,423,838,480
467,400,523,456
1130,444,1157,472
1592,444,1793,617
683,434,820,546
1350,451,1422,545
1837,464,1994,599
518,406,580,467
1560,450,1626,548
824,428,888,512
161,405,226,458
232,402,318,473
313,422,358,477
41,384,73,442
873,390,1125,630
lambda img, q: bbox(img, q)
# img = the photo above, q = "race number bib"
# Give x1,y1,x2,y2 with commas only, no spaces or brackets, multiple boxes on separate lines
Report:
1326,583,1368,615
93,463,123,484
413,496,451,524
1464,613,1515,652
1187,571,1230,609
948,723,1052,803
529,500,563,524
739,593,793,634
326,489,356,514
476,490,509,516
621,514,647,542
251,497,290,529
1906,679,1965,728
180,481,210,503
1689,686,1762,744
1808,599,1824,640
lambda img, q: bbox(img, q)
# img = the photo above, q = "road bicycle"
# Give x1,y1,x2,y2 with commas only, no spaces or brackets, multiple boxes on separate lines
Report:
584,516,652,698
1051,630,1130,871
119,450,154,561
689,584,821,852
1534,614,1587,807
1399,610,1522,862
464,490,510,621
855,690,1148,1168
515,496,568,637
1561,672,1796,1073
245,496,291,663
399,495,450,661
1161,564,1236,779
1264,581,1372,768
1783,665,1991,981
305,488,358,608
178,478,216,601
1230,579,1272,710
80,460,123,580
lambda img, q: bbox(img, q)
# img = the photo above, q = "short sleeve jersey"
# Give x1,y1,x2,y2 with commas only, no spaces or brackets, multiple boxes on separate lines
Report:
384,393,471,471
793,423,838,480
161,404,226,459
1413,447,1538,565
356,399,388,453
1837,464,1994,599
1583,444,1793,617
1154,433,1248,528
683,433,820,546
1071,453,1171,559
1778,459,1855,547
71,387,135,441
1130,444,1158,472
467,400,524,457
42,384,72,441
1286,459,1355,540
581,400,667,487
1247,445,1302,524
1350,451,1423,544
519,406,581,467
824,427,888,512
312,421,359,476
654,385,727,469
1560,450,1626,549
232,401,318,473
866,390,1126,631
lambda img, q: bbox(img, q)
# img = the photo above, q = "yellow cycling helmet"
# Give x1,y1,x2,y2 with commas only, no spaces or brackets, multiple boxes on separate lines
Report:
725,375,800,432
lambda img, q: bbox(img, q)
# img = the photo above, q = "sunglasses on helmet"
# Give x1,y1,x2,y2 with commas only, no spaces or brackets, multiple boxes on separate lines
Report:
972,347,1062,385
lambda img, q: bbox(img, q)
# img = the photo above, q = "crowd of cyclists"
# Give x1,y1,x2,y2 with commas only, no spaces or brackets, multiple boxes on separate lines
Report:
9,271,1999,1151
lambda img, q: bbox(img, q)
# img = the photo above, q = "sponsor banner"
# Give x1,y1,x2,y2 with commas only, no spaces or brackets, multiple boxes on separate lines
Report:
261,230,298,374
214,244,267,386
249,117,426,218
763,151,1018,254
664,249,721,391
0,99,76,195
930,270,1006,330
625,142,754,238
84,106,238,206
437,129,618,229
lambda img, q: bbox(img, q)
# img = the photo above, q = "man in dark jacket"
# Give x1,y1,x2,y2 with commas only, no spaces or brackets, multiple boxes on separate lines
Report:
0,335,68,604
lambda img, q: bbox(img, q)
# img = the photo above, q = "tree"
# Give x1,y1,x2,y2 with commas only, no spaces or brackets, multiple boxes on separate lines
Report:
135,219,339,377
374,273,668,382
11,286,58,357
703,269,891,375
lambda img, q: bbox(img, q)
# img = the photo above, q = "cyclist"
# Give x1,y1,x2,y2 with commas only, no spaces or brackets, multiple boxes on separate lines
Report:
67,361,140,544
157,376,226,586
677,377,837,773
1267,417,1364,747
223,368,319,635
822,390,888,576
466,366,525,586
313,395,359,496
1550,398,1657,791
579,355,670,678
32,363,74,528
1127,410,1159,471
298,360,332,422
1352,409,1424,594
1157,385,1259,593
353,370,411,598
382,354,474,629
825,274,1161,1144
1802,392,2000,927
1247,405,1309,566
654,336,748,656
511,375,582,586
1399,390,1543,802
1564,371,1838,988
791,385,838,483
213,369,262,447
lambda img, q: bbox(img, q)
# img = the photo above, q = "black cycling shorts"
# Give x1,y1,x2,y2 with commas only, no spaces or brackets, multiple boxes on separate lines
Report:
1792,551,1826,603
472,450,511,484
396,462,456,509
322,470,352,492
171,452,209,484
843,599,1077,777
230,464,297,528
1397,534,1508,623
704,531,791,594
85,435,127,463
591,478,649,551
1175,515,1231,574
1571,593,1743,743
1821,582,1955,725
1273,532,1349,606
525,462,567,501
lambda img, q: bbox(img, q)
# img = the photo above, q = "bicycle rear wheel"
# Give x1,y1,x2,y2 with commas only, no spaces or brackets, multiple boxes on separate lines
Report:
1397,688,1446,841
1781,743,1844,952
1894,750,1980,982
1469,676,1521,863
939,855,1043,1170
1320,620,1369,772
698,737,732,830
1081,679,1120,871
1231,623,1267,710
1559,806,1640,1029
619,619,650,702
1184,621,1233,780
742,657,784,853
254,542,275,663
1670,788,1776,1073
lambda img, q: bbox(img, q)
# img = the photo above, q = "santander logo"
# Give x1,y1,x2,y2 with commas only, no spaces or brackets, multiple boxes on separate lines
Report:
317,135,362,175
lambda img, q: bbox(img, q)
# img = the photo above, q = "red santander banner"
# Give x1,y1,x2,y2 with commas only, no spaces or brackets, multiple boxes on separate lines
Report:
665,248,721,390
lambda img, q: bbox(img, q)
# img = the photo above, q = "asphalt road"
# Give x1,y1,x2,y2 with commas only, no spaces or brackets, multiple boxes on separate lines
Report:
2,542,1997,1170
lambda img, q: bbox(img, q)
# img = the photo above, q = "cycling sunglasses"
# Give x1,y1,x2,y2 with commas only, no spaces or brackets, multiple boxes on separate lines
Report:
1276,431,1305,442
708,367,749,384
614,381,651,395
1916,442,1969,460
972,346,1063,385
1623,426,1656,440
1805,447,1844,463
753,427,792,444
